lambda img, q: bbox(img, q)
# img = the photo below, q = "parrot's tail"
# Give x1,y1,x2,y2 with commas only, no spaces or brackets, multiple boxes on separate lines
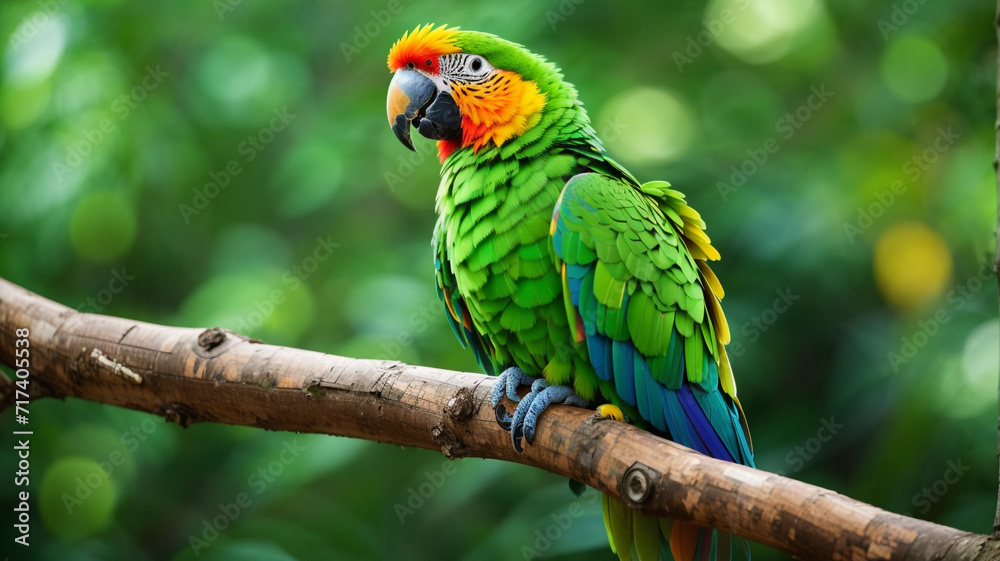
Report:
602,493,749,561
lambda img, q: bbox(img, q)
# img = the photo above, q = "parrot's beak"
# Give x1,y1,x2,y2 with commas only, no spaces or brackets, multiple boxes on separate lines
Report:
387,69,462,151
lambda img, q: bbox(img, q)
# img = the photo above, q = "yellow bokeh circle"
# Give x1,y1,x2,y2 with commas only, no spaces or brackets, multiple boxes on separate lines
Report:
873,221,952,311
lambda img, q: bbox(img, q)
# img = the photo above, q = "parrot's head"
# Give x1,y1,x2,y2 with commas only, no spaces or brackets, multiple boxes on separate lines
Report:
386,25,565,162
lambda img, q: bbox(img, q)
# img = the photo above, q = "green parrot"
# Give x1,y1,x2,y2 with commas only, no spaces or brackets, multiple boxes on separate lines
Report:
385,25,754,561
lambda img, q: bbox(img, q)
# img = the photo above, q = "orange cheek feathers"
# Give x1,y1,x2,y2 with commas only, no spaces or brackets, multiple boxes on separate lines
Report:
450,70,546,152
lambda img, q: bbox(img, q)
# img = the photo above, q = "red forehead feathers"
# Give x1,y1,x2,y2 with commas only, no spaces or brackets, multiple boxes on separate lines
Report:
387,24,461,74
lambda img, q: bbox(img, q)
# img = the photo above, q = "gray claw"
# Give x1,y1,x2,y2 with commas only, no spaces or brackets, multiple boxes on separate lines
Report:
523,385,585,445
495,403,513,430
490,366,536,409
493,368,584,453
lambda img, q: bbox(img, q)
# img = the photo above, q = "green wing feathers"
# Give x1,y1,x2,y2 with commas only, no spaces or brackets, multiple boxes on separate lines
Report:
551,173,753,561
433,215,497,376
550,173,751,448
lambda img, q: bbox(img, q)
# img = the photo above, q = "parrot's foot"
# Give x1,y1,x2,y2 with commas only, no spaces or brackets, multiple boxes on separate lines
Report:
498,379,586,453
491,367,537,432
490,366,536,411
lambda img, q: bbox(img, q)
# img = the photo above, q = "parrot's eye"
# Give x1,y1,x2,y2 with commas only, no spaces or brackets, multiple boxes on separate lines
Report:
439,53,493,83
466,56,489,75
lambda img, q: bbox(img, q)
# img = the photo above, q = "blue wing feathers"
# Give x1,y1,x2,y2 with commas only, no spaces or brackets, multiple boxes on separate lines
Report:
696,355,720,392
565,264,588,306
552,174,753,470
663,330,685,389
661,388,700,452
588,334,614,381
612,340,636,405
633,352,651,422
639,357,668,432
678,385,734,462
579,272,598,336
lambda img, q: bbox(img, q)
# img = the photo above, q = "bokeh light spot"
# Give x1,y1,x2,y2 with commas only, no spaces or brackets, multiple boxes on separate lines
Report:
180,270,315,345
600,87,694,165
210,224,291,275
881,35,948,103
4,16,67,86
198,36,272,105
41,457,117,539
1,79,51,129
873,221,952,311
69,191,137,263
962,320,999,406
344,276,430,335
705,0,824,64
272,140,343,217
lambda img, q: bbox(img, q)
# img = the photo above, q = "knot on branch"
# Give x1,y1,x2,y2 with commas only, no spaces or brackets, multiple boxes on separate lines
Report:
158,402,196,428
302,379,328,399
198,327,227,350
432,387,477,459
431,424,468,458
622,462,659,508
445,387,476,421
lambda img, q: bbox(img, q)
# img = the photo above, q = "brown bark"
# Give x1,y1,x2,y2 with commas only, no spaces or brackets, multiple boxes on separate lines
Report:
993,0,1000,538
1,276,998,560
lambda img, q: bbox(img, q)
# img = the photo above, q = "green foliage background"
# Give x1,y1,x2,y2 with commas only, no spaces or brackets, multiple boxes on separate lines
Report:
1,0,998,559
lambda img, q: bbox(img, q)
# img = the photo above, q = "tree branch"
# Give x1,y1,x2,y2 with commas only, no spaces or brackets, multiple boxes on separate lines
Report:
993,0,1000,538
0,276,997,561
